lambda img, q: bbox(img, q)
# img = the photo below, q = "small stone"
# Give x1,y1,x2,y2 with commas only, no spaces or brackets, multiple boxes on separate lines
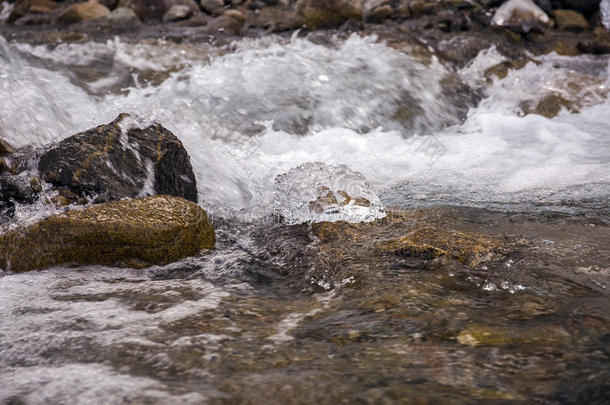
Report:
0,139,15,157
364,5,393,23
552,9,589,32
205,10,245,35
176,12,211,26
163,4,193,22
492,0,551,33
57,0,111,24
200,0,225,16
293,0,363,30
104,6,141,24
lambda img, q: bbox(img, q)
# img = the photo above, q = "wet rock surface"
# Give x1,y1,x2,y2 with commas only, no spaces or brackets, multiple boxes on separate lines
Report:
1,206,608,403
38,114,198,204
0,1,609,403
0,195,215,272
57,0,111,25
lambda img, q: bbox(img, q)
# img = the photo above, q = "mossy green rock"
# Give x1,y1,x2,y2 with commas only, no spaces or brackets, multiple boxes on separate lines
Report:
0,195,215,272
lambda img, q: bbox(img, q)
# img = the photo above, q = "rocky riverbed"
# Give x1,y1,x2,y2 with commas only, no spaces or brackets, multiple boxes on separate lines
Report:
1,0,609,404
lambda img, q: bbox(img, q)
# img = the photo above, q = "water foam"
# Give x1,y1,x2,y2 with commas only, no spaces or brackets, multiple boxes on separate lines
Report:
1,34,608,219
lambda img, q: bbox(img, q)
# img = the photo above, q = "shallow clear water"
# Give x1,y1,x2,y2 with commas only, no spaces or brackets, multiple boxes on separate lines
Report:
1,33,609,404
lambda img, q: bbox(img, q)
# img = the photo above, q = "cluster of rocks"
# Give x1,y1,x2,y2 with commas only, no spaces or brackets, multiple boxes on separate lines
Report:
1,0,608,63
0,114,215,272
2,0,608,34
2,0,246,33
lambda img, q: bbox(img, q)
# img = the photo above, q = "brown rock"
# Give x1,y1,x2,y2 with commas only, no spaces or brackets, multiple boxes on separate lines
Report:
162,4,193,22
521,93,574,118
0,195,215,273
176,12,211,26
205,9,245,35
293,0,363,30
364,4,393,23
376,227,497,267
200,0,225,16
552,9,589,32
57,0,111,24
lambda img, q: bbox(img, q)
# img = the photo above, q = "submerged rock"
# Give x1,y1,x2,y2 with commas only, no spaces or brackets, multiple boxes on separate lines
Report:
492,0,551,33
57,0,111,24
0,195,215,272
376,227,497,267
38,114,198,204
293,0,363,30
456,324,571,347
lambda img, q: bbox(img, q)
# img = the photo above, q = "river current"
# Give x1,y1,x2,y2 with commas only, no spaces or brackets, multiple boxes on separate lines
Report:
0,33,609,404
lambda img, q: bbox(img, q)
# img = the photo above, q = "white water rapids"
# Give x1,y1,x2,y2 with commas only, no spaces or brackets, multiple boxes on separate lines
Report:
1,33,609,221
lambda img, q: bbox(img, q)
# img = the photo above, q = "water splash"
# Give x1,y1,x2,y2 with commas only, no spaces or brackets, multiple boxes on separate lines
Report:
273,162,385,224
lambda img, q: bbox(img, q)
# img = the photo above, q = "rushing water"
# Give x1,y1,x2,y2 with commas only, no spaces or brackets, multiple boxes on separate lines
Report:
2,34,609,218
1,33,609,403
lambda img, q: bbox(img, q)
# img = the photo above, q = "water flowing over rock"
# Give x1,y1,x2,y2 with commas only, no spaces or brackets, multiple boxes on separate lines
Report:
0,195,215,272
273,162,385,224
200,0,225,16
492,0,551,33
38,114,198,204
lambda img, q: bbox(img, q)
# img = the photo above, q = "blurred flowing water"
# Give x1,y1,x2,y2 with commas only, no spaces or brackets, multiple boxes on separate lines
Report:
0,34,609,404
